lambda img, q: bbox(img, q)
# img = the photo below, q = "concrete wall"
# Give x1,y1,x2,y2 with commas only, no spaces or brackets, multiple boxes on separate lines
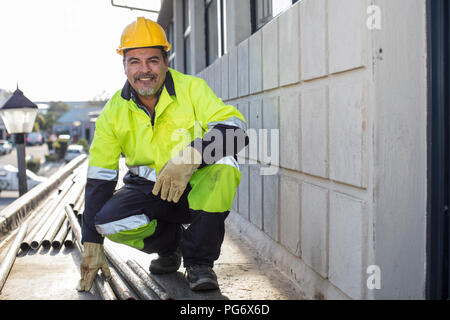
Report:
198,0,372,299
196,0,428,300
372,0,428,299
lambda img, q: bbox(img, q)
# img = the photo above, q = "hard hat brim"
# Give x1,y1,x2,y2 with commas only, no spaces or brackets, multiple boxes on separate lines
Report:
117,44,171,56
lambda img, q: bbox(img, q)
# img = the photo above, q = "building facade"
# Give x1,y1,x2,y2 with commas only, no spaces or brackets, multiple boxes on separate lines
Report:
158,0,448,300
54,106,103,143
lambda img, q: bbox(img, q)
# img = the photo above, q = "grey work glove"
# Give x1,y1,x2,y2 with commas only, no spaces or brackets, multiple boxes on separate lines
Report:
77,242,111,292
152,146,202,203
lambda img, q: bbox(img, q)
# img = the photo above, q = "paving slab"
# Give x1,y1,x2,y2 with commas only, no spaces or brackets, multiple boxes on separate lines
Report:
0,245,99,300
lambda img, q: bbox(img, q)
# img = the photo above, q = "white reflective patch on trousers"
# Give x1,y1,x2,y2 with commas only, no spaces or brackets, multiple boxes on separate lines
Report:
215,156,240,171
95,213,150,235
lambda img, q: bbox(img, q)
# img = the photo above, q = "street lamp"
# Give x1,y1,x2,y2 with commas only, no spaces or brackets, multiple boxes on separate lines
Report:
0,87,38,196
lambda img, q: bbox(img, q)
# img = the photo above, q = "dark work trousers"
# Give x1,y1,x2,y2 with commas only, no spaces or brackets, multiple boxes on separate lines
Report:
94,174,229,268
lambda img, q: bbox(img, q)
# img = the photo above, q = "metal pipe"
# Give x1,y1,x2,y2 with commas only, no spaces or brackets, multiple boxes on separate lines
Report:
1,192,55,252
126,259,173,300
58,177,74,193
64,205,81,248
72,162,87,180
94,272,117,300
30,204,64,250
73,190,85,214
42,206,68,248
109,268,139,300
0,222,28,293
29,183,76,250
51,217,69,249
20,193,59,251
63,229,74,249
103,245,159,300
66,180,85,208
24,193,56,232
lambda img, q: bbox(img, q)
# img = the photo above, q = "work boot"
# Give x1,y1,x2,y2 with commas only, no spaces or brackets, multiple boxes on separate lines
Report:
149,246,182,274
185,264,219,291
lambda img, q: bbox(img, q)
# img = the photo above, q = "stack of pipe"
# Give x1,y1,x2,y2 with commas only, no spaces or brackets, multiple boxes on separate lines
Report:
64,204,172,300
18,165,88,252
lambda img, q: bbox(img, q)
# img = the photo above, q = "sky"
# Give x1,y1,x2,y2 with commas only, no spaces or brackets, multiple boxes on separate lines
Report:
0,0,160,102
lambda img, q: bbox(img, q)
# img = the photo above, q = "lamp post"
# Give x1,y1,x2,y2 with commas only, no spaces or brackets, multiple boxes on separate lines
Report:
0,88,38,196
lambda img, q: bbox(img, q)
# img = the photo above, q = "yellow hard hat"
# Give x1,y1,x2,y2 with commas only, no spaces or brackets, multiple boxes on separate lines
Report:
117,17,171,56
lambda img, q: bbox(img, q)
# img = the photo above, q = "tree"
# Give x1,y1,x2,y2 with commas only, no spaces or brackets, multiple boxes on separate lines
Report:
42,112,58,131
34,113,46,132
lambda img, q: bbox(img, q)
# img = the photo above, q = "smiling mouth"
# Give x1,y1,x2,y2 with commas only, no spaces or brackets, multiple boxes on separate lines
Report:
135,74,157,83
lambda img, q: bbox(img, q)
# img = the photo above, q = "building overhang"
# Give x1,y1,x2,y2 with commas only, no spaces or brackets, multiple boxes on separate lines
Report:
157,0,173,29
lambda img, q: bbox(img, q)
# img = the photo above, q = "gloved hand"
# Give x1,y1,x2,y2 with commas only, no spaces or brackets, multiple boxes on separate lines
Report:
152,146,202,203
77,242,111,292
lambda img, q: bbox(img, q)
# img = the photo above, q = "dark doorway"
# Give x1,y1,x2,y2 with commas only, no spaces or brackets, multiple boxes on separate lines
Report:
427,0,450,300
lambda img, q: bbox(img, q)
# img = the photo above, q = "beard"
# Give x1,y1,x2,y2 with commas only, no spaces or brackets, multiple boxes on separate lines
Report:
134,72,159,96
138,87,158,96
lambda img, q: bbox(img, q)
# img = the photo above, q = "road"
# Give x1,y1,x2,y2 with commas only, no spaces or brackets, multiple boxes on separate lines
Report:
0,143,49,166
0,144,63,211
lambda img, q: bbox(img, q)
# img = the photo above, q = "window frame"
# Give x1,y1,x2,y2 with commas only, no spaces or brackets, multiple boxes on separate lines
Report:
183,0,192,74
251,0,299,33
205,0,226,67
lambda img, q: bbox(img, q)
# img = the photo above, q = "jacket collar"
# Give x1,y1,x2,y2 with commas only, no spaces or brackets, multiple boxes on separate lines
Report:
121,69,176,101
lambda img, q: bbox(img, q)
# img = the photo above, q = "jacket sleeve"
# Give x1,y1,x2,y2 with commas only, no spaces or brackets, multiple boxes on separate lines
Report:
82,108,122,244
189,78,248,166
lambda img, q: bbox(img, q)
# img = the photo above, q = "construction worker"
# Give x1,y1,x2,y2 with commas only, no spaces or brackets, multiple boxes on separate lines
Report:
77,17,248,292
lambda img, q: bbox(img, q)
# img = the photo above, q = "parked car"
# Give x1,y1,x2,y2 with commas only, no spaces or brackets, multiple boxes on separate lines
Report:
58,134,71,141
64,144,85,162
0,164,47,193
26,132,44,146
0,140,13,154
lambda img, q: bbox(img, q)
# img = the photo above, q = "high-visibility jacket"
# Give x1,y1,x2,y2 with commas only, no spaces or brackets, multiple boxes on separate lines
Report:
82,68,246,243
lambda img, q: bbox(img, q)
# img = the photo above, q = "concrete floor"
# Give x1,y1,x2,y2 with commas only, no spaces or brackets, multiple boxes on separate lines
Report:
0,213,305,300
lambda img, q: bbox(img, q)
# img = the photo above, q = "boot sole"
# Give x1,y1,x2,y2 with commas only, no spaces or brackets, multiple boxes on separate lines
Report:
189,278,219,291
149,265,180,274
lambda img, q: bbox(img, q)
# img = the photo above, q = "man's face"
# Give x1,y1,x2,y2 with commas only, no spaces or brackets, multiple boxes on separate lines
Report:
123,47,168,97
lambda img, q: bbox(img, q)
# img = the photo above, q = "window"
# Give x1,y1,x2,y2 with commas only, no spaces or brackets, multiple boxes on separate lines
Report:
167,21,175,69
251,0,272,32
183,0,192,74
184,34,191,74
205,0,226,66
251,0,298,33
